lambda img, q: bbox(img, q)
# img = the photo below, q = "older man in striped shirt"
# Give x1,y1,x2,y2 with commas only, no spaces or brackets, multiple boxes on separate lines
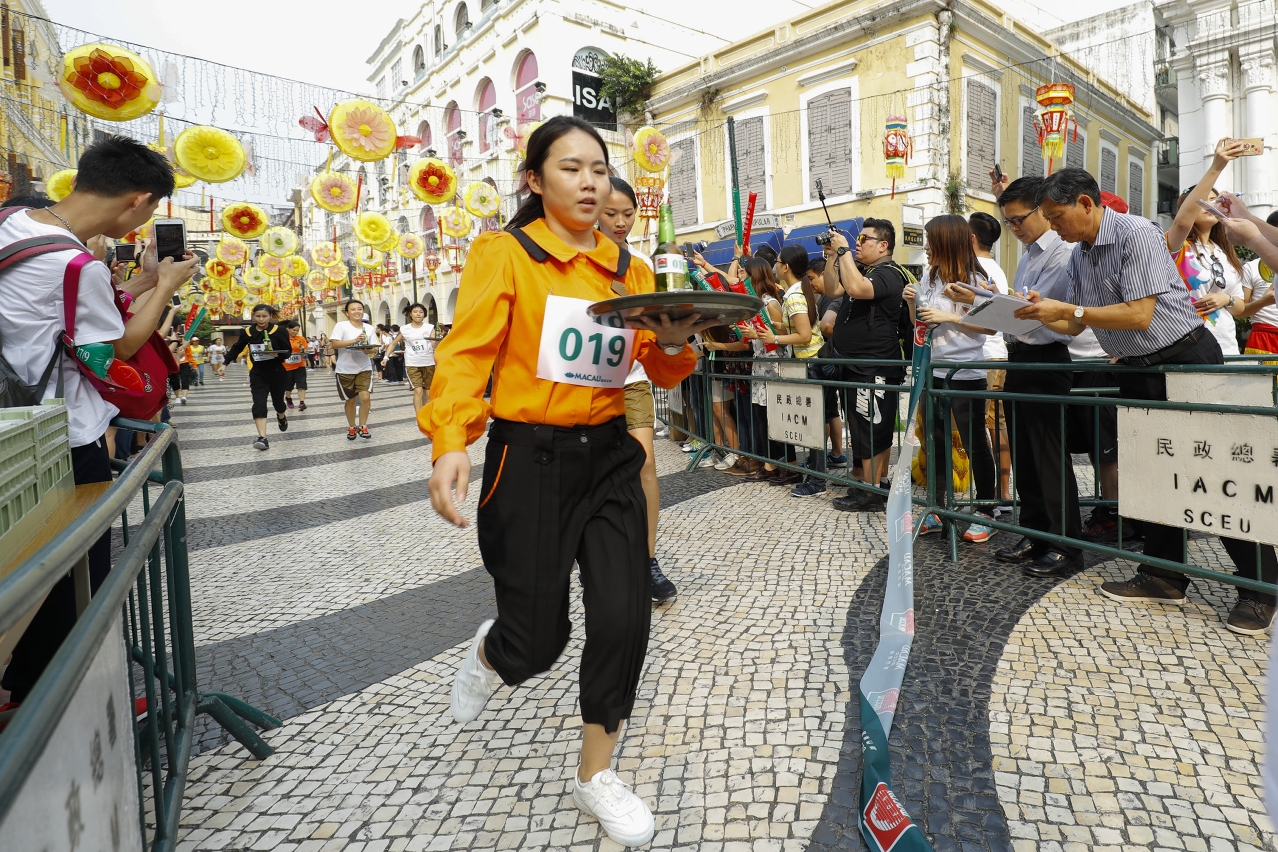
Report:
1015,167,1278,637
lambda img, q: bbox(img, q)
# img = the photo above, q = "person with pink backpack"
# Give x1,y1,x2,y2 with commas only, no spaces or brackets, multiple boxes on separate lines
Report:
0,135,197,708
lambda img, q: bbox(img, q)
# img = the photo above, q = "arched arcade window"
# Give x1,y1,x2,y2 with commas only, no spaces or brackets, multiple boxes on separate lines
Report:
445,101,463,167
434,25,444,55
476,78,497,153
455,3,470,37
514,50,540,124
412,46,425,79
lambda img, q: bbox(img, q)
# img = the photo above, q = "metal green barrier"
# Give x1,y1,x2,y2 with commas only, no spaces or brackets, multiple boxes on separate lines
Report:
663,353,1278,596
0,420,280,851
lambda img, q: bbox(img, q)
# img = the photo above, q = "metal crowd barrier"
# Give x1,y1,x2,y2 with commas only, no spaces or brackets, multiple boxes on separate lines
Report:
0,420,280,851
661,352,1278,596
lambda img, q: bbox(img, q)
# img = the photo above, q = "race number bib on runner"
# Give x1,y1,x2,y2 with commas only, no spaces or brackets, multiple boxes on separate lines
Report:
409,340,428,354
536,295,635,388
249,343,275,362
285,352,304,364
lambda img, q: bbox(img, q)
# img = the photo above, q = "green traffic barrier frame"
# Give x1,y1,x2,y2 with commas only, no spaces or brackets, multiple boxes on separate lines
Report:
0,419,281,851
661,353,1278,596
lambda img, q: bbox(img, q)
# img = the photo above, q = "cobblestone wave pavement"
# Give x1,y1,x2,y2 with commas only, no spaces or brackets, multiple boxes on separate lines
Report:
163,365,1272,852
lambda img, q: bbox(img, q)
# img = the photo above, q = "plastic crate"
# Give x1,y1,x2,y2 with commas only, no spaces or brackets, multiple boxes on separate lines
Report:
38,451,73,497
0,419,37,489
1,402,69,469
0,461,39,541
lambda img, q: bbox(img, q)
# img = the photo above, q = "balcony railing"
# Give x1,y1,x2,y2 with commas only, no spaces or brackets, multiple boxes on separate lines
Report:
1158,137,1179,168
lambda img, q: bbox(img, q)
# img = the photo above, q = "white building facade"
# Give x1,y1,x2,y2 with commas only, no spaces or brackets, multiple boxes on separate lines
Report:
1158,0,1277,216
300,0,725,334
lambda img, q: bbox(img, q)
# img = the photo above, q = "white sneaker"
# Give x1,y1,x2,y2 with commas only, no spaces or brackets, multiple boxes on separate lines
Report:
450,620,499,723
573,767,655,847
654,426,669,438
714,452,739,471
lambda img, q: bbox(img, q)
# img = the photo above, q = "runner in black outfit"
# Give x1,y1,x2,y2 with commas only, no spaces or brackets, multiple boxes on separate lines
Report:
224,303,293,450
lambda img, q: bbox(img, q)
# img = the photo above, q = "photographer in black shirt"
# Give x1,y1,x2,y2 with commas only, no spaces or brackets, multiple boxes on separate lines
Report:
821,218,909,512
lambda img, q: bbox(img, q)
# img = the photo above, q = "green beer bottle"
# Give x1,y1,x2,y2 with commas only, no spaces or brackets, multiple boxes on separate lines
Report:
652,204,689,292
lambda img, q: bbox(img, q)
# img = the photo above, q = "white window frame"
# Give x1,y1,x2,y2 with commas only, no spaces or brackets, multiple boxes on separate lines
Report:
667,127,703,233
961,68,1001,197
1127,153,1148,217
800,77,860,204
1098,139,1120,194
721,106,772,214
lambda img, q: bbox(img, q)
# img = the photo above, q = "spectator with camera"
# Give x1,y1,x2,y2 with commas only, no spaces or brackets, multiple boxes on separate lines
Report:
1015,167,1278,635
821,219,910,512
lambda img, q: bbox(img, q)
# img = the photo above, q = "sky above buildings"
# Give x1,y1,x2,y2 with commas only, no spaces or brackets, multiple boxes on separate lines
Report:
46,0,1121,94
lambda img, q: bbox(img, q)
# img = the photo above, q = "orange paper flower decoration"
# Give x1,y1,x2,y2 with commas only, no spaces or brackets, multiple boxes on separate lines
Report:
632,126,671,173
408,158,457,204
204,258,233,280
216,237,249,266
324,263,347,282
221,202,268,239
398,233,425,259
306,270,327,290
59,44,161,122
259,255,287,276
311,172,357,213
329,100,397,162
46,169,76,202
311,243,342,268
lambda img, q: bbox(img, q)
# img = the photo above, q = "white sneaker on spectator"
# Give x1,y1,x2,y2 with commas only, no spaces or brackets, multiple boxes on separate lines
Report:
654,426,669,438
450,620,499,723
714,452,739,471
573,767,655,847
697,453,718,469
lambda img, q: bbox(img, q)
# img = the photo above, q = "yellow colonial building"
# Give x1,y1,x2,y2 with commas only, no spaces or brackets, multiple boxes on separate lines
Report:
1,0,93,201
642,0,1164,273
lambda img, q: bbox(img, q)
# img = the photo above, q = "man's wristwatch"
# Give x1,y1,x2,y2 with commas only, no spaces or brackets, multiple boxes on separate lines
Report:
836,246,851,259
1073,305,1085,325
661,343,685,355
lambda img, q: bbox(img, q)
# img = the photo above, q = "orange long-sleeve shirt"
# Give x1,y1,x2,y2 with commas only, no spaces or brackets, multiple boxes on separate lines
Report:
420,218,696,462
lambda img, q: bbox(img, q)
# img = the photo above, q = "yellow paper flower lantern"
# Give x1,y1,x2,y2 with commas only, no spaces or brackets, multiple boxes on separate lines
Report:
398,233,425,259
632,126,672,173
174,126,246,183
204,258,234,280
376,231,400,253
408,158,458,204
306,270,328,290
329,99,398,162
355,211,392,246
259,255,287,276
325,264,347,282
287,255,310,278
59,44,161,122
463,181,501,219
172,167,197,189
261,227,297,257
440,206,473,238
244,267,270,290
221,202,268,239
356,246,384,269
229,284,248,300
311,243,343,268
215,236,249,266
310,172,358,213
45,169,77,202
214,278,232,293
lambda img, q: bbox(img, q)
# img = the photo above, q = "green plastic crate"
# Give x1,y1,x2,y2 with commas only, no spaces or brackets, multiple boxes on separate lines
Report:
38,452,73,497
1,402,69,469
0,419,37,491
0,460,39,541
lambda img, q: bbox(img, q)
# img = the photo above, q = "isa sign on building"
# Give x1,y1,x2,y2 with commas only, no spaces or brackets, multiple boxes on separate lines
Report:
766,382,825,449
1118,407,1278,545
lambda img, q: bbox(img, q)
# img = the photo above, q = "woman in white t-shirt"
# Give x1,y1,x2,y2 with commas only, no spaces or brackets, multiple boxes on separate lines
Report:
904,214,998,542
389,302,437,412
329,299,377,440
1165,138,1250,355
1241,255,1278,355
207,337,227,380
596,176,677,602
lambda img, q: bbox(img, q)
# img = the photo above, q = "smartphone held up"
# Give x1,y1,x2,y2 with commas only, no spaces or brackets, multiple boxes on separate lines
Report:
153,218,187,263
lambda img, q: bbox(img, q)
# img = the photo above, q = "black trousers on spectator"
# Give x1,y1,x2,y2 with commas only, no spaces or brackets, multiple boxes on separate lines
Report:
1,436,112,702
477,417,650,734
930,376,996,509
250,368,289,419
1117,331,1278,603
1005,343,1081,556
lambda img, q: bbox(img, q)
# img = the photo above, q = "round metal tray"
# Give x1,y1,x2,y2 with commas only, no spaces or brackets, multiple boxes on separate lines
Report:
587,291,762,328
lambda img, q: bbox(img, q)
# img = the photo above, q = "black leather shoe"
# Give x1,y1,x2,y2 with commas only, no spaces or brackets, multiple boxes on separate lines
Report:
1021,550,1082,578
995,536,1040,563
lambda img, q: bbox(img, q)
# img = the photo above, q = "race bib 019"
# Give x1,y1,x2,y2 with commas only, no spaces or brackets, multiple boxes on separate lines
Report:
536,295,635,388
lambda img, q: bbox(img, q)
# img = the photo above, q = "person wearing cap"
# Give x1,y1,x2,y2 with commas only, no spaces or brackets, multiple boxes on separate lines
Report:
1015,166,1278,636
189,335,206,386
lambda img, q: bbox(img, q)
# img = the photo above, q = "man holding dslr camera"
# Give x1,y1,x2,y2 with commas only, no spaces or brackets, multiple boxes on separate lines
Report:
821,219,910,511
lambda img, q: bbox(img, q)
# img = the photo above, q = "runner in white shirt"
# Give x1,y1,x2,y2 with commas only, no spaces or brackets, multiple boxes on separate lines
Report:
597,176,677,602
329,299,376,439
207,338,227,380
388,302,436,412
